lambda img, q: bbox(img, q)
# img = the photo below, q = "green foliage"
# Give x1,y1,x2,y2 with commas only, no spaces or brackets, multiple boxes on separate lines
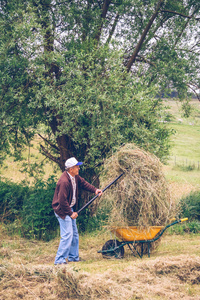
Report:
173,164,196,172
0,176,110,239
0,179,29,222
21,176,58,240
168,220,200,234
33,46,172,169
0,0,199,177
77,205,110,233
168,190,200,235
179,190,200,221
181,100,193,118
0,177,58,241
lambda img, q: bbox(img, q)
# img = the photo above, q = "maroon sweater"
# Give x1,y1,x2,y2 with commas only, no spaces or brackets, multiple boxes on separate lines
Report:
52,171,97,219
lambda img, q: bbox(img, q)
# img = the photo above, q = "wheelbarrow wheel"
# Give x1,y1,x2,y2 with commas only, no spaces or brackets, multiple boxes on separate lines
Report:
102,239,124,259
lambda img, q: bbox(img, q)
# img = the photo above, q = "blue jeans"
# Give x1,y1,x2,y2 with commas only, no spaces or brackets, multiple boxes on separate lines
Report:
54,212,79,264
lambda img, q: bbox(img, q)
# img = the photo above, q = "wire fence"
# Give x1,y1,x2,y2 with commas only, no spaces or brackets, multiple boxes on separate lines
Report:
173,157,200,171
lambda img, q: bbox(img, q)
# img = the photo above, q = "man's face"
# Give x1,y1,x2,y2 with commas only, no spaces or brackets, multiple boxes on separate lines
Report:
69,165,80,176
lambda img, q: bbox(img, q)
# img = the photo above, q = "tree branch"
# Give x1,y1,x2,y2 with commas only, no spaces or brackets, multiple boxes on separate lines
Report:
106,12,119,45
174,7,200,46
95,0,111,42
126,0,164,72
38,133,60,152
136,55,157,67
161,9,200,20
187,84,200,101
40,144,60,164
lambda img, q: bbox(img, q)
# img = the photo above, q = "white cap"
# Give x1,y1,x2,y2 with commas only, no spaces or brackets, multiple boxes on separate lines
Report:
65,157,83,169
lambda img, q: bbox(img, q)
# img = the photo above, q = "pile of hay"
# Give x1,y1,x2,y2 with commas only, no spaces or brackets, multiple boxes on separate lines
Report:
99,144,173,228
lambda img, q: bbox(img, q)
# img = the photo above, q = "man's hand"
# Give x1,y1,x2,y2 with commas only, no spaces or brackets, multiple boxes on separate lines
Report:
71,212,78,219
95,189,103,197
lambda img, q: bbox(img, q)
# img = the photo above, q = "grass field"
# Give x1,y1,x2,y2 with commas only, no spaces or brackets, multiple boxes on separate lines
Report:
0,137,59,184
0,227,200,300
163,99,200,200
0,99,200,299
164,99,200,168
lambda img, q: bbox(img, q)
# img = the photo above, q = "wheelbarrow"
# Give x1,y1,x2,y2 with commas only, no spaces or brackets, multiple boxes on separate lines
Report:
98,218,188,259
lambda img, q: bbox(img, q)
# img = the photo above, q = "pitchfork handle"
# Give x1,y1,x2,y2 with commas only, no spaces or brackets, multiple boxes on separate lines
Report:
77,173,124,214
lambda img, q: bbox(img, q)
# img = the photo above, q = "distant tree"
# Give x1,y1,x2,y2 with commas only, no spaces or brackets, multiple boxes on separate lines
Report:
0,0,199,188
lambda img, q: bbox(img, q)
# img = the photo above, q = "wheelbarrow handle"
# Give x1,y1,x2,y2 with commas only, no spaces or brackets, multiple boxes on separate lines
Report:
151,217,189,242
170,217,188,224
77,173,124,214
180,218,188,222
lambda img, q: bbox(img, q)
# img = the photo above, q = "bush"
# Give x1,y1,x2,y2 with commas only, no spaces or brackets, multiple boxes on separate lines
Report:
0,176,58,241
179,191,200,221
169,191,200,235
21,176,58,241
0,176,109,240
0,179,29,222
168,220,200,235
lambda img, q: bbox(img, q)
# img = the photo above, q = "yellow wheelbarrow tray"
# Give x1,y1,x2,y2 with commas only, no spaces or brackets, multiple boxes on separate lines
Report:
98,218,188,259
111,225,164,241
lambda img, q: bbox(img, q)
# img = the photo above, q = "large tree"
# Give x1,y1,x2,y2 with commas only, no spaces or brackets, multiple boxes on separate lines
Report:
0,0,199,188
